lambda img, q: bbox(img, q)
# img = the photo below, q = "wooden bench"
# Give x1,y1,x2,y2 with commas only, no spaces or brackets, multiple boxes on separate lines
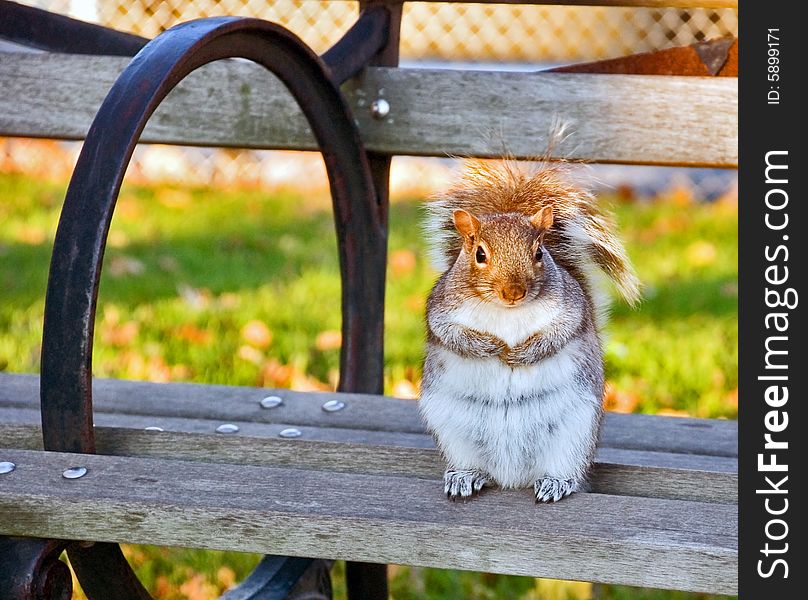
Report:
0,1,737,598
1,373,738,592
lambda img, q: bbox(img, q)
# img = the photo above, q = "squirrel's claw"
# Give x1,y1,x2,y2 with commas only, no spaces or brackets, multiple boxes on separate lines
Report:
534,477,577,503
444,469,488,500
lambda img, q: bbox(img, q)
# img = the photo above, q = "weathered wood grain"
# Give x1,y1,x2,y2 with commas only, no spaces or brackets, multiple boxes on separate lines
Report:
0,448,737,594
588,458,736,504
0,53,737,166
0,405,433,448
0,373,738,457
345,68,737,167
0,374,429,440
602,412,737,458
0,418,737,503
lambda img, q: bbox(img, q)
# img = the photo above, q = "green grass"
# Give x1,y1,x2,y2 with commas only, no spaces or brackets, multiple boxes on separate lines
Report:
1,172,737,599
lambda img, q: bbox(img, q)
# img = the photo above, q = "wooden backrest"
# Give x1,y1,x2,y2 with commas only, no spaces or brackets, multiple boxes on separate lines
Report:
0,1,738,168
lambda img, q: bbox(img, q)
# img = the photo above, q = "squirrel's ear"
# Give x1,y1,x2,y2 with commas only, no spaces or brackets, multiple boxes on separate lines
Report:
530,206,554,232
453,209,481,239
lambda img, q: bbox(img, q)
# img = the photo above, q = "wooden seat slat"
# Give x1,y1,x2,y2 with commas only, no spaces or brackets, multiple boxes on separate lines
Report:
0,416,737,504
0,53,737,167
0,405,434,448
0,374,739,458
0,448,737,594
0,403,739,475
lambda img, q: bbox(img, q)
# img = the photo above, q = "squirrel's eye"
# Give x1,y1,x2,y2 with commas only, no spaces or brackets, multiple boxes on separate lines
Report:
475,246,488,264
535,247,543,262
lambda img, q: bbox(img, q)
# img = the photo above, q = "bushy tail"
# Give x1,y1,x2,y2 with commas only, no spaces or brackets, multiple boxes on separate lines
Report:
424,159,641,316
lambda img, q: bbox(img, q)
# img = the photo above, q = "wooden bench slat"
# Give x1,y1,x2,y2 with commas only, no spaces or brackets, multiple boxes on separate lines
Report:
346,69,737,167
0,53,737,167
602,412,736,458
0,419,737,504
0,405,433,448
0,448,737,594
0,406,739,474
0,373,738,457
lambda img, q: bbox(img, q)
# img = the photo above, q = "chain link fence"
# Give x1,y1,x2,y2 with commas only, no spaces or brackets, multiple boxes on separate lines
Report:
85,1,737,62
3,1,738,200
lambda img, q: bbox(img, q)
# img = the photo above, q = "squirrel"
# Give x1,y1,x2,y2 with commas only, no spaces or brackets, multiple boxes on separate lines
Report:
419,159,640,503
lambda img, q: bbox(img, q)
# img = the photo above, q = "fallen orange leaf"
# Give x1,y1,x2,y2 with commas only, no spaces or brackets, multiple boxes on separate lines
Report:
392,379,419,399
237,345,264,365
216,566,236,590
175,323,211,345
602,383,641,413
315,330,342,351
405,294,426,312
241,320,273,348
259,360,295,388
102,321,139,347
290,373,331,392
725,388,738,408
179,573,218,600
389,249,417,277
15,225,47,245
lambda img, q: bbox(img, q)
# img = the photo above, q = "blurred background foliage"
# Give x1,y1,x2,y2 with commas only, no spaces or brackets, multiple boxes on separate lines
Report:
0,172,738,417
1,169,736,599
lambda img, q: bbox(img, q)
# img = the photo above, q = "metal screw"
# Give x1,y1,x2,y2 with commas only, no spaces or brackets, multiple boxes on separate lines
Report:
0,461,16,475
279,427,302,438
216,423,240,434
370,98,390,120
144,426,164,432
63,467,88,479
260,395,284,409
322,400,346,413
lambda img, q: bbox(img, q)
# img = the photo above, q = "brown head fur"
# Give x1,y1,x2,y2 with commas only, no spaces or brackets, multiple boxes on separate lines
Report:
425,160,641,313
451,208,553,306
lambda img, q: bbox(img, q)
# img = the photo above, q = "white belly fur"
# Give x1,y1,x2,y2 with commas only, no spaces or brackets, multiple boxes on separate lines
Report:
420,342,601,489
447,295,564,347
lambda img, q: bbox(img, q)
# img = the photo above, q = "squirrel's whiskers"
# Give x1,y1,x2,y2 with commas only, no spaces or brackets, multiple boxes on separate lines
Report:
419,158,639,503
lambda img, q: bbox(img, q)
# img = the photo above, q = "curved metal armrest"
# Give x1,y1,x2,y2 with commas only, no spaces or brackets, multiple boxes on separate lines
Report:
35,16,388,600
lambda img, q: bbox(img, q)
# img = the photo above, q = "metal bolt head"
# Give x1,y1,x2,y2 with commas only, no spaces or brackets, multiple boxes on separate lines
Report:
62,467,88,479
144,426,164,432
260,395,284,409
322,400,346,413
370,98,390,119
0,461,16,474
216,423,240,434
279,427,302,438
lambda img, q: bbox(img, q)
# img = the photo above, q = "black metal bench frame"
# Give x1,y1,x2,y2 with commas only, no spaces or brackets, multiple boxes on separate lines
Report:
1,2,400,598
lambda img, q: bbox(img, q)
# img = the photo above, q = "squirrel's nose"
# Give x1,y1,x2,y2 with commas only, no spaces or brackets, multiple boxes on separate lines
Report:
501,284,526,303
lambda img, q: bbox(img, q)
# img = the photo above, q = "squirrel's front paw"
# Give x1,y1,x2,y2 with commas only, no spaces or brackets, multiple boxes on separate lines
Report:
444,469,488,500
534,477,577,503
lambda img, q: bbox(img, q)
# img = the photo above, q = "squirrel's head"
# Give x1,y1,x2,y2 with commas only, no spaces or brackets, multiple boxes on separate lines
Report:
452,206,554,307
